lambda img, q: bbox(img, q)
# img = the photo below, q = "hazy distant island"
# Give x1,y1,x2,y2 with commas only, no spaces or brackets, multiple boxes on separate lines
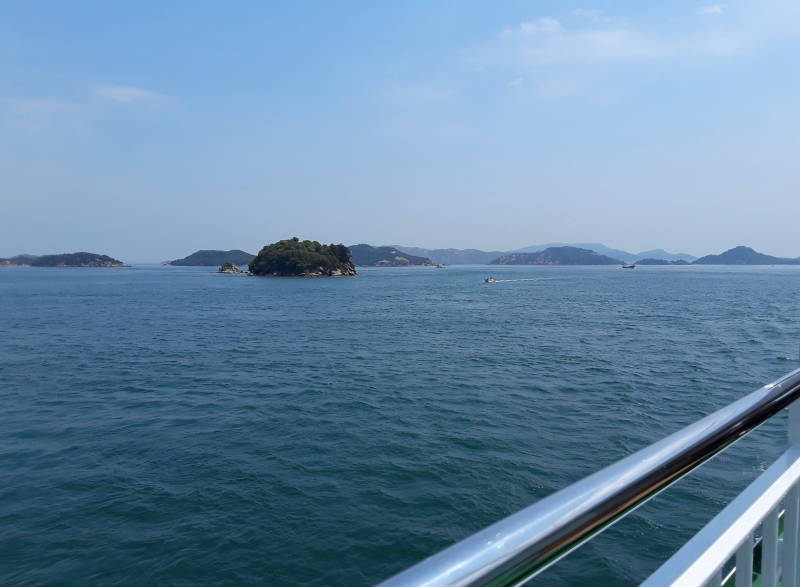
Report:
397,243,696,265
635,249,695,263
249,238,356,277
168,249,255,266
635,258,690,266
693,246,800,265
491,246,621,265
0,252,126,267
395,246,506,265
349,244,432,267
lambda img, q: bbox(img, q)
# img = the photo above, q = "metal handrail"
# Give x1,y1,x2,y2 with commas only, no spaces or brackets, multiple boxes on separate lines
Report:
379,368,800,587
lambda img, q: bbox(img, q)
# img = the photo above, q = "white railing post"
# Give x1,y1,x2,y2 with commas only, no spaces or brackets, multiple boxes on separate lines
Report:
784,486,800,587
702,568,722,586
735,533,754,587
785,402,800,587
762,507,780,587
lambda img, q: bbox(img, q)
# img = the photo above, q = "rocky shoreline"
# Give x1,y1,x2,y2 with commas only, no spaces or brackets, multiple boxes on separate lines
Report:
250,267,357,277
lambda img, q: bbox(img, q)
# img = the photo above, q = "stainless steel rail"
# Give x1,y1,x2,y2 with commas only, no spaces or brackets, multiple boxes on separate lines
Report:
380,368,800,587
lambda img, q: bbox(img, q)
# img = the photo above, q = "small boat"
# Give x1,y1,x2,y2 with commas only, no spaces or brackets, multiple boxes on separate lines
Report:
621,263,636,269
435,264,445,269
484,277,497,283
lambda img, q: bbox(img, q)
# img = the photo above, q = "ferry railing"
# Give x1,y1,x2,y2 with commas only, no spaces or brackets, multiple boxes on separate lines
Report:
379,368,800,587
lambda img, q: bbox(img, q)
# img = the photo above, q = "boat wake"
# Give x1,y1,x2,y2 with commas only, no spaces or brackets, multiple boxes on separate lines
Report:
488,278,547,283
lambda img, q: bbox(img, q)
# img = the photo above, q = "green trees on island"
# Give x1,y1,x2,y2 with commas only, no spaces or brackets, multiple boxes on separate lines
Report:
248,237,357,276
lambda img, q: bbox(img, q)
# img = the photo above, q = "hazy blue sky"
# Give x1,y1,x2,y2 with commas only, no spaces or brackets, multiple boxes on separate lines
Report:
2,1,799,261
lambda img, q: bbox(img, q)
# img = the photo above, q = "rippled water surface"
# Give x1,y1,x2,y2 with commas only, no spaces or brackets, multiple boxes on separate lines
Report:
2,264,800,585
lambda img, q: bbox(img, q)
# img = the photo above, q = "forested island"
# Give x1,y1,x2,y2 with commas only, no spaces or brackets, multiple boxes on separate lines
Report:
249,238,356,276
0,252,126,267
491,246,621,265
348,244,432,266
168,249,255,266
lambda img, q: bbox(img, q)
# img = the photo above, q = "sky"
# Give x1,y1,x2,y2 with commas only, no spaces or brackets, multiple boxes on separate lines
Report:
1,1,799,261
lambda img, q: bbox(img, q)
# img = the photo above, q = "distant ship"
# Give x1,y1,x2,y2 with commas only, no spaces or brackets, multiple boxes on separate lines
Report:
621,263,635,269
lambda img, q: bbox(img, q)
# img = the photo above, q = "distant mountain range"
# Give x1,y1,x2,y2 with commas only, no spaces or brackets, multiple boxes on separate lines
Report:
4,244,796,269
167,249,255,266
490,245,800,266
391,244,800,266
349,244,432,266
395,243,695,264
509,243,696,263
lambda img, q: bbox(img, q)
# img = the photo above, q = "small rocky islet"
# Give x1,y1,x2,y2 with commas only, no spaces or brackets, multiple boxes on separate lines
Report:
217,262,244,274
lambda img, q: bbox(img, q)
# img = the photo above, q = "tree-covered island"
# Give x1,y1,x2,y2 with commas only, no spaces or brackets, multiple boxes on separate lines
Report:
248,238,357,276
1,252,126,267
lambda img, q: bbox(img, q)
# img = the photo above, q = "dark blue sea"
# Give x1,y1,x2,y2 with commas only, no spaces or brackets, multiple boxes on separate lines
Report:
2,264,800,586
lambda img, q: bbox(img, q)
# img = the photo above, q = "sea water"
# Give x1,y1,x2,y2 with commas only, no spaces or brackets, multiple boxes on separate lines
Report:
2,264,799,585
